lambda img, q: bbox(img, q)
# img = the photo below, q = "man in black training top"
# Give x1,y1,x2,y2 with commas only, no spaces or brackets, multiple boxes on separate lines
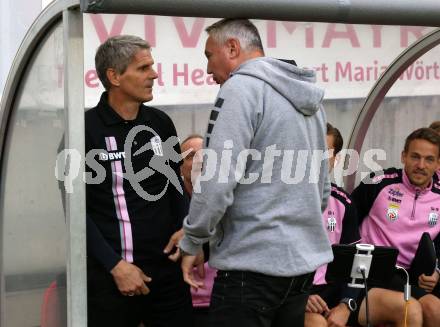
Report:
85,35,192,327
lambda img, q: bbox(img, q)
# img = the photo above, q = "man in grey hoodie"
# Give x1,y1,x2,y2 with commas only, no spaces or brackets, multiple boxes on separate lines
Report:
179,18,333,327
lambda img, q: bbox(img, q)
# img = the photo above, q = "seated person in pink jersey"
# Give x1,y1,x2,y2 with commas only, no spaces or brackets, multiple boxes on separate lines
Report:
429,121,440,180
351,128,440,327
164,134,216,327
305,123,361,327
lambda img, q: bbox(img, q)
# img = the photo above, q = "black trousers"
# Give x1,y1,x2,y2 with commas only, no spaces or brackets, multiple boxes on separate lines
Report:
209,270,313,327
193,307,210,327
87,258,193,327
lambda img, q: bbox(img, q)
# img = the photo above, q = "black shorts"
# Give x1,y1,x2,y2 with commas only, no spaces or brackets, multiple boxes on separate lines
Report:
369,270,440,300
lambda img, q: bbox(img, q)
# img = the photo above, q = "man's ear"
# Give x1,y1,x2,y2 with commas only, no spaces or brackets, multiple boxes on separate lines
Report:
401,151,406,165
106,68,120,87
226,38,241,59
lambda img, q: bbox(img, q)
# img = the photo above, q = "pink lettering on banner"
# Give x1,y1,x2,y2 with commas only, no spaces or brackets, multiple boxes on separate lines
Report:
322,24,360,48
156,63,164,86
435,63,440,79
335,61,388,82
191,68,205,86
144,16,156,46
172,18,205,47
315,63,329,82
370,25,383,48
172,64,215,86
267,21,297,48
173,64,189,85
267,21,314,48
305,24,314,48
90,14,127,43
400,27,427,47
399,61,440,81
85,70,99,88
335,62,352,82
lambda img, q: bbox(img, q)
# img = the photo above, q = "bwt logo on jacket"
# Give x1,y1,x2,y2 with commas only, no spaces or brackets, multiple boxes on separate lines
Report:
99,151,126,161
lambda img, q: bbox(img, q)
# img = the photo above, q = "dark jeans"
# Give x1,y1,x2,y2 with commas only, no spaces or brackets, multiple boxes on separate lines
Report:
87,258,193,327
193,307,210,327
210,270,313,327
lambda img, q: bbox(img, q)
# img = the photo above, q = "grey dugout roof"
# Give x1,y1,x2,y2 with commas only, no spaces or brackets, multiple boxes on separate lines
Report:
80,0,440,27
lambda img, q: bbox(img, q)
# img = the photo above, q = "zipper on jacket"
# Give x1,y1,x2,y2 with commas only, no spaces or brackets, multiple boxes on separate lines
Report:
411,190,421,220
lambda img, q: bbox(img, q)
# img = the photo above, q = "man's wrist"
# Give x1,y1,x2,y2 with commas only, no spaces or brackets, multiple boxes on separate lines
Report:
110,259,125,276
340,298,357,312
178,235,202,257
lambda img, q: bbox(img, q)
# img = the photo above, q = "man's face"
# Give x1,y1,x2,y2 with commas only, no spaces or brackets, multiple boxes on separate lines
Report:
115,48,158,102
181,138,203,184
401,138,440,189
205,36,233,85
326,134,336,170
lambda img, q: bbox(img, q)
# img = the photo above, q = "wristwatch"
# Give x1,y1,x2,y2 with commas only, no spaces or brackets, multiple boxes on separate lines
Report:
340,298,357,312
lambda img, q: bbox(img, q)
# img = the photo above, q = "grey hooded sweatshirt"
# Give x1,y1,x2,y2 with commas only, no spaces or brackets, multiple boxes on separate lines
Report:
180,57,333,277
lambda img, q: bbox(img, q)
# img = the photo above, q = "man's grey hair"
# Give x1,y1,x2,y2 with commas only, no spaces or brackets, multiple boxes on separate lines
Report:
205,19,264,53
95,35,151,90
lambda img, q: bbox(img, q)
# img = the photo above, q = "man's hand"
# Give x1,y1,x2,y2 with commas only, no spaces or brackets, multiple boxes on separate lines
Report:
327,303,350,327
181,250,205,290
306,294,329,314
163,229,184,262
110,260,152,296
418,270,440,292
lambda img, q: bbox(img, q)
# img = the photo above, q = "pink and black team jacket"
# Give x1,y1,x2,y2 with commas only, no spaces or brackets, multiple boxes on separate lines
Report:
351,168,440,269
313,183,361,285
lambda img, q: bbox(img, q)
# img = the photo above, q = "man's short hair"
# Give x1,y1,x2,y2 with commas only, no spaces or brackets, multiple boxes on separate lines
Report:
181,134,204,148
404,127,440,156
326,123,343,155
429,121,440,134
95,35,151,90
205,18,264,53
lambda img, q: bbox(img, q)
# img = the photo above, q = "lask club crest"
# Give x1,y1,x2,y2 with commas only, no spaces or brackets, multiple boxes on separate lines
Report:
150,136,163,156
386,205,399,221
428,212,438,227
327,216,337,232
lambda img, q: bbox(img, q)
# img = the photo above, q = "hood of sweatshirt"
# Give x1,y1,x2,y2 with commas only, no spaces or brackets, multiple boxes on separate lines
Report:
230,57,324,116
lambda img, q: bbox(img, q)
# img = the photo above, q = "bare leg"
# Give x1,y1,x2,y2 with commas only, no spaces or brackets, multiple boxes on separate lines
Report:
357,288,422,327
418,294,440,327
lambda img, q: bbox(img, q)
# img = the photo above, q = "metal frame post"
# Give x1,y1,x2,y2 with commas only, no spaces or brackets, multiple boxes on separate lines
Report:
63,6,87,327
